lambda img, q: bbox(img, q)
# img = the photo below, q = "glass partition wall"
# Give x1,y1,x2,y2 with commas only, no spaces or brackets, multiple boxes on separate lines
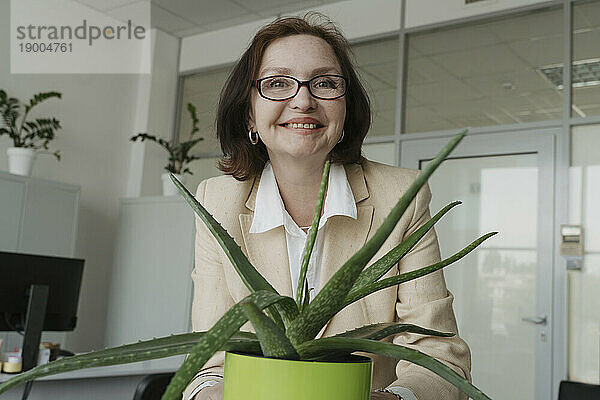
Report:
173,1,600,398
567,0,600,385
405,6,564,133
569,123,600,383
572,0,600,117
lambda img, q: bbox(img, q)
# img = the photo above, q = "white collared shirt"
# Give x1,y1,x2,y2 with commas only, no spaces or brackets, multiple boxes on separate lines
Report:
249,161,357,301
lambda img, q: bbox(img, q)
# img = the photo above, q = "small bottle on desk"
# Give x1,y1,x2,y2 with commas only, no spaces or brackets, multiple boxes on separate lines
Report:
2,347,22,374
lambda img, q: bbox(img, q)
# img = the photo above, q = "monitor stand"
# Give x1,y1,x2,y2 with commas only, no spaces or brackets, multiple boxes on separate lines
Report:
22,284,49,372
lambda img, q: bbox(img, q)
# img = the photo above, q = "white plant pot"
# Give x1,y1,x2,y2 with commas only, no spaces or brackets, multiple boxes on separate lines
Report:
162,172,183,196
7,147,36,176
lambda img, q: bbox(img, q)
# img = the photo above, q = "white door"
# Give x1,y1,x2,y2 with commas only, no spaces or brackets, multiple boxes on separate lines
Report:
401,130,555,400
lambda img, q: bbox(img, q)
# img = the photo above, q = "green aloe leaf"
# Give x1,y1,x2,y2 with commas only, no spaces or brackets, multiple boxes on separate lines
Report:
334,322,454,341
161,290,293,400
0,332,260,396
297,160,330,310
352,201,462,290
241,300,300,360
301,281,311,311
297,337,491,400
306,322,454,361
286,130,467,346
344,232,497,307
169,174,299,330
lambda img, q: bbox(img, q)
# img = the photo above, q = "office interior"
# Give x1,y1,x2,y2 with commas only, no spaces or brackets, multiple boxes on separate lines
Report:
0,0,599,399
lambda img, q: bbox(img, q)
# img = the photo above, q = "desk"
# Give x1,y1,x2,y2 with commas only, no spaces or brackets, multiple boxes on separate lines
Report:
0,355,185,400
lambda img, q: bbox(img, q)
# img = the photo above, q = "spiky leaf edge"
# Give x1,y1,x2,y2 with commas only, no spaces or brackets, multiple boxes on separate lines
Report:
351,201,461,291
297,338,491,400
0,332,259,396
161,291,292,400
307,322,455,361
344,232,498,307
296,160,330,310
286,130,467,346
170,173,298,330
241,301,299,360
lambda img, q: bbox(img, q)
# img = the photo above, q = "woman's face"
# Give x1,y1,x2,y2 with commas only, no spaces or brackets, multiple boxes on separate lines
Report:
248,34,346,163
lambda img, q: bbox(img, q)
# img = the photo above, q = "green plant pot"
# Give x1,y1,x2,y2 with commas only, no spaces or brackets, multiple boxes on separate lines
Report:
223,352,372,400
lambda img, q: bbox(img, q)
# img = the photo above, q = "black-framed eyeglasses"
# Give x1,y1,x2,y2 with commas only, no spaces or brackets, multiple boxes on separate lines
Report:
253,74,347,101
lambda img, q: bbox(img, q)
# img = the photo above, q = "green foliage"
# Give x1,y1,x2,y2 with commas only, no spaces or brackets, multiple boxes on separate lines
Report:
0,130,495,400
25,92,62,113
343,231,497,307
297,160,329,310
241,300,299,360
130,102,204,175
0,89,62,160
352,201,462,289
170,174,298,331
0,331,260,395
297,338,491,400
284,131,466,347
161,291,290,399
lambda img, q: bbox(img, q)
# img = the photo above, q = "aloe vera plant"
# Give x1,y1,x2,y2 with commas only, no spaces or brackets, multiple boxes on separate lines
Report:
0,130,495,400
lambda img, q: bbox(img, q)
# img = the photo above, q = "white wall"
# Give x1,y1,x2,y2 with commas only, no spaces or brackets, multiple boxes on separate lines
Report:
0,0,178,352
179,0,402,73
140,30,181,197
125,29,180,198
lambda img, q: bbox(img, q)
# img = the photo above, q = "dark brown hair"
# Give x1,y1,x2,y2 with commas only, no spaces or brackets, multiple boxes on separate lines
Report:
216,12,371,181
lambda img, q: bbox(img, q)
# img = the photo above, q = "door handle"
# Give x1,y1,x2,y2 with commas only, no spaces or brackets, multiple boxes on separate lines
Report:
521,315,547,325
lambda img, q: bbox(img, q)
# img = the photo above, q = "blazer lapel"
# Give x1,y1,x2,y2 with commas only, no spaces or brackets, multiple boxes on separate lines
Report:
318,205,374,292
320,162,372,288
239,175,293,298
317,162,374,338
239,216,293,297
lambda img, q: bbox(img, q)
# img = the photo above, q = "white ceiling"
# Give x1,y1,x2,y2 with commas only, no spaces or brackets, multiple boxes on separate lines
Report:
74,0,600,136
74,0,344,37
405,4,600,132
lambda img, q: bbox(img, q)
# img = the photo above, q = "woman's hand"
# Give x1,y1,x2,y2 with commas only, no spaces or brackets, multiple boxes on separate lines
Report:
371,390,402,399
192,382,223,400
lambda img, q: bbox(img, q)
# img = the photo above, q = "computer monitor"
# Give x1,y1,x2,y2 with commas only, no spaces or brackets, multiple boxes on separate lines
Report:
0,251,84,371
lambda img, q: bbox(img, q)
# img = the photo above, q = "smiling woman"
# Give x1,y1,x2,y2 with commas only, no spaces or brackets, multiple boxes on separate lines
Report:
215,14,371,182
247,34,347,173
186,12,472,400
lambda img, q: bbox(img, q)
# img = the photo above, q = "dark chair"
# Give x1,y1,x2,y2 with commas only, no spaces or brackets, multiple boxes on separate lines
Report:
133,373,176,400
558,380,600,400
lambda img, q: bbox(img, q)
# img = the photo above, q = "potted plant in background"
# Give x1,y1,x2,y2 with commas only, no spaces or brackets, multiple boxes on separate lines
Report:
0,89,62,176
0,131,495,400
130,103,204,196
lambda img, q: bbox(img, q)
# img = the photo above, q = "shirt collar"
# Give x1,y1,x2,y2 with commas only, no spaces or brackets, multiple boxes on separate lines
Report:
249,161,358,234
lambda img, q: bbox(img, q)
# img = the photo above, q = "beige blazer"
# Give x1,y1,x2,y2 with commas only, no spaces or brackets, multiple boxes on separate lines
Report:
183,158,471,400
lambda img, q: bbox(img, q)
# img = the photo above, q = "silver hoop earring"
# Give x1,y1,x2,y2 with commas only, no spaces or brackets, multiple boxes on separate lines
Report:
248,130,259,145
337,130,345,144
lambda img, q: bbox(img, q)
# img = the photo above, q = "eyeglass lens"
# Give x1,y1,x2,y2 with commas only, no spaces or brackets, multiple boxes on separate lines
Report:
259,75,346,100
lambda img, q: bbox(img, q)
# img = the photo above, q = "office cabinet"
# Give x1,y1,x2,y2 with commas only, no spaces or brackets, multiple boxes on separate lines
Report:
104,196,195,348
0,171,80,356
0,171,79,257
0,178,25,250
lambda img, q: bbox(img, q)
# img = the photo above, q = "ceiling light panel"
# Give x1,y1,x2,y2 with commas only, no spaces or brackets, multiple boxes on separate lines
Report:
539,58,600,89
